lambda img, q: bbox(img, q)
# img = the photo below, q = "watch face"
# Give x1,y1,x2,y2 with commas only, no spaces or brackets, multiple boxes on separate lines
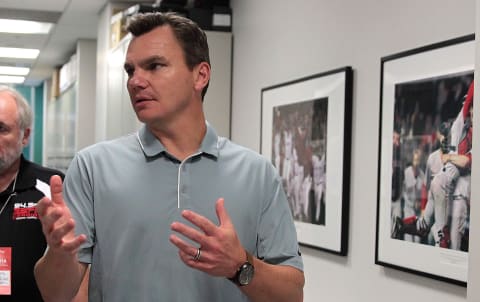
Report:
238,263,255,285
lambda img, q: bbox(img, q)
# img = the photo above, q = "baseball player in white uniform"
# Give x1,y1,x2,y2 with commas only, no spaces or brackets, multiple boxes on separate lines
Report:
312,153,326,223
402,149,425,243
419,81,473,249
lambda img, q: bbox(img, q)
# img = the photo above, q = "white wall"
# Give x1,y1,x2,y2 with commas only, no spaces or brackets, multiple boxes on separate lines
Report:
96,2,130,142
230,1,477,301
203,31,232,138
76,39,97,150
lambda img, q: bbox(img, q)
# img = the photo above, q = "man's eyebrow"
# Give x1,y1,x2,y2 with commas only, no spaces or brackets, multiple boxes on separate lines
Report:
139,55,165,66
124,56,165,71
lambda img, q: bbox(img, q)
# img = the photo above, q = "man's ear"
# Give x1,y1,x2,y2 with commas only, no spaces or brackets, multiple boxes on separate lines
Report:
194,62,210,93
21,127,31,147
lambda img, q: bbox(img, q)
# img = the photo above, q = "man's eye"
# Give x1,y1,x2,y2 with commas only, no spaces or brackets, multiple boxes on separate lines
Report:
149,63,163,70
124,67,134,77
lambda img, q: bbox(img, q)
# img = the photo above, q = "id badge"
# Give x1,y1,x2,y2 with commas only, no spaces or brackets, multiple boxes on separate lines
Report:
0,247,11,295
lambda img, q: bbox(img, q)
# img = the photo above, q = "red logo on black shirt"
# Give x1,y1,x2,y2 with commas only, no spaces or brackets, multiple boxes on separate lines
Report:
12,203,39,220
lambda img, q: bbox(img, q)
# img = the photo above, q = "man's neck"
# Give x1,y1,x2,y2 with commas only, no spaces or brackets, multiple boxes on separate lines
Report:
149,113,207,161
0,158,21,193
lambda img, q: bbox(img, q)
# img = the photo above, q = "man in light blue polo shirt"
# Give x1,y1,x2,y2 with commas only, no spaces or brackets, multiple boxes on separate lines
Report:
34,12,304,302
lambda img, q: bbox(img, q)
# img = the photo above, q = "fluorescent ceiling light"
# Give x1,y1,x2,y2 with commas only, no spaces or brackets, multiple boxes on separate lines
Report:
0,66,30,76
0,47,39,59
0,19,53,34
0,75,25,84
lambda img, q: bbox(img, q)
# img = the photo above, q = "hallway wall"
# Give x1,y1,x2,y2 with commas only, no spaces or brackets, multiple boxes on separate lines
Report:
230,1,477,301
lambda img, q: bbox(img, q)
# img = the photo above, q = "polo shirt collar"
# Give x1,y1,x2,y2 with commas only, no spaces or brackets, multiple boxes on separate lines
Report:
137,122,220,158
12,155,36,192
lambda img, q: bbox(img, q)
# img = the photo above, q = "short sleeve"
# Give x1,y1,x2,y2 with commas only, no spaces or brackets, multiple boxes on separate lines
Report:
64,153,95,264
256,170,303,271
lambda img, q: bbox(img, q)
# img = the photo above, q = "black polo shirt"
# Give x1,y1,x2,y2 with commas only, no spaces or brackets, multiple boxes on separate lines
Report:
0,156,64,302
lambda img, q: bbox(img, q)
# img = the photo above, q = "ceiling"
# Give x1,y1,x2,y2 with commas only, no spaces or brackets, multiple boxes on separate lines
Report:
0,0,153,86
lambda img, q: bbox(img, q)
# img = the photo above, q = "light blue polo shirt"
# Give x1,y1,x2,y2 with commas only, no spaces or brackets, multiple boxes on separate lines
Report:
64,123,303,302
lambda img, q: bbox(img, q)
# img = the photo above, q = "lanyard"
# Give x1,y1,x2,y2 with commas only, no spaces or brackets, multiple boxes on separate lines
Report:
0,174,17,217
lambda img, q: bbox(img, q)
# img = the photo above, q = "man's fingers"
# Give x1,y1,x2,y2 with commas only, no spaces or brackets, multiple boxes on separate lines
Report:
179,198,232,235
61,234,87,253
171,222,205,244
48,219,76,244
48,223,87,253
49,175,64,205
35,196,52,218
178,250,211,270
170,235,211,269
170,234,194,252
40,208,67,233
49,234,87,254
181,210,217,236
37,181,87,254
215,198,233,228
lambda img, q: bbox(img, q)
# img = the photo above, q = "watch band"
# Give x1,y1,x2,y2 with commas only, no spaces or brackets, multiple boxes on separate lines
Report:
228,250,255,286
245,250,253,266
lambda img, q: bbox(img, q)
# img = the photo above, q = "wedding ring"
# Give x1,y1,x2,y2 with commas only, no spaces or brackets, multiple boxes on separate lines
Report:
193,247,201,261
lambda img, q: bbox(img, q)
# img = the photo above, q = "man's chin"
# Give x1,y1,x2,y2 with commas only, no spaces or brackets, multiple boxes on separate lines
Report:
0,160,9,174
0,152,22,174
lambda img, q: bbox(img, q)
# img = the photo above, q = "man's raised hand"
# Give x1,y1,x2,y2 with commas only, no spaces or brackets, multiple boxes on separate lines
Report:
36,175,86,254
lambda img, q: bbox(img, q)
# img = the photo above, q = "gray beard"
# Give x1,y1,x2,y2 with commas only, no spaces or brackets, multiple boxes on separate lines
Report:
0,145,23,174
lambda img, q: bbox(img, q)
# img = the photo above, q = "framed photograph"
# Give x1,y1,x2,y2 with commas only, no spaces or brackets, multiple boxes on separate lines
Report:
261,67,353,255
375,34,475,286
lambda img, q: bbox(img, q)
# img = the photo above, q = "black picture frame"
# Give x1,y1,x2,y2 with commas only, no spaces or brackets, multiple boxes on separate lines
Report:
375,34,475,286
260,67,353,255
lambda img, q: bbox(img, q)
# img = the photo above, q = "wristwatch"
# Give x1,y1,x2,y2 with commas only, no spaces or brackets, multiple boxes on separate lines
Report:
228,250,255,286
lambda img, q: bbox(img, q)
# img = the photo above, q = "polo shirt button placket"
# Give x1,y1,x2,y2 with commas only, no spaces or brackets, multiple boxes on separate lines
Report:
178,160,190,209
